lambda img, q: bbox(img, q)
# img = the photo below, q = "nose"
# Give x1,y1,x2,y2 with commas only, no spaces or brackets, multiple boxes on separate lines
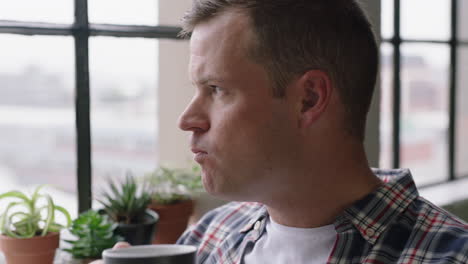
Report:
178,96,210,133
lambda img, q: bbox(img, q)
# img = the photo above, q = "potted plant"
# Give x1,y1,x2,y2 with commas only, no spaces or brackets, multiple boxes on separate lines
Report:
98,174,159,245
0,185,71,264
63,210,123,263
144,165,203,244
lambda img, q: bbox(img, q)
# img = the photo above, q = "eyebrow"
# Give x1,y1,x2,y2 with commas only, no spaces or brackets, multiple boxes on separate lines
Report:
191,76,226,86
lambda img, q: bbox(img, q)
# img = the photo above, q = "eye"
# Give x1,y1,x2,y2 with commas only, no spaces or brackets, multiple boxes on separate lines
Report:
209,85,223,94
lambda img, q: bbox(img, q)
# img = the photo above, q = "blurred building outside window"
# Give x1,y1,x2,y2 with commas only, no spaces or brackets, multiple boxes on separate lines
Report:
0,1,163,220
379,0,468,186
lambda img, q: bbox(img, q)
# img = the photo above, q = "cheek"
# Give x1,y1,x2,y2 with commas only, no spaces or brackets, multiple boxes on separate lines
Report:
214,115,277,164
212,113,261,149
209,100,291,162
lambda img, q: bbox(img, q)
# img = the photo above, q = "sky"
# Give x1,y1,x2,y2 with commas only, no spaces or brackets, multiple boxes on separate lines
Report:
0,0,159,94
0,0,160,101
0,0,158,25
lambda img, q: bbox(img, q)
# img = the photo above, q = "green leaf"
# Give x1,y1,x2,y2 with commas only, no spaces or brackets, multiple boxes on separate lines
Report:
65,210,123,259
40,194,55,236
0,186,71,238
54,205,72,228
0,191,30,203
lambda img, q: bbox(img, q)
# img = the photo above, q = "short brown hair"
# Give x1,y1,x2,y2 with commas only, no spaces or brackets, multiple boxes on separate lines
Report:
181,0,379,141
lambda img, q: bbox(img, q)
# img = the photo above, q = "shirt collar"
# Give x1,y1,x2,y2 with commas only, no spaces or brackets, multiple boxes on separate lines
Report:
239,168,419,245
339,168,419,244
239,205,268,233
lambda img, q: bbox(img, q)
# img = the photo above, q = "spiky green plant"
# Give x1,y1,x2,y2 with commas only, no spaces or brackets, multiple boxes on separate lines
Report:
98,174,151,224
0,185,71,238
63,210,123,259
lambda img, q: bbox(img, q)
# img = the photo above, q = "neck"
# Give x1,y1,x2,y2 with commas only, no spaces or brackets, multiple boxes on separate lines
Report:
263,140,382,228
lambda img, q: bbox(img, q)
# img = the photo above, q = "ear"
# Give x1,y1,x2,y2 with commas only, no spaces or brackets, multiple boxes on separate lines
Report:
296,70,333,128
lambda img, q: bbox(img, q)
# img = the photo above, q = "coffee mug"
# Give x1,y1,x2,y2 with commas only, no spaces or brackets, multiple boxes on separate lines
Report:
103,245,197,264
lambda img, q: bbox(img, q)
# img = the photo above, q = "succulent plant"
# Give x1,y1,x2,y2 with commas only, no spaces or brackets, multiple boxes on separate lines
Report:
98,174,151,224
63,210,122,259
0,185,71,238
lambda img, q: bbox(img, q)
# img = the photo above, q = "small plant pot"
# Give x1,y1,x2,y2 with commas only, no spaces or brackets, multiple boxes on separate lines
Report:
149,199,194,244
114,209,159,245
0,232,59,264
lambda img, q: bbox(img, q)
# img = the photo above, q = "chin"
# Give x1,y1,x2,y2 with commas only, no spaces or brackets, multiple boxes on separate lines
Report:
201,172,230,200
201,167,246,201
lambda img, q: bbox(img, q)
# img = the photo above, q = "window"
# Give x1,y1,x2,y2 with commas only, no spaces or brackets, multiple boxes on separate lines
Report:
0,0,183,215
380,0,468,186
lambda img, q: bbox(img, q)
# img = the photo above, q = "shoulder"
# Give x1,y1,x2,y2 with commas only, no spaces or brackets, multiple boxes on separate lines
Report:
401,197,468,263
411,196,468,235
177,201,265,246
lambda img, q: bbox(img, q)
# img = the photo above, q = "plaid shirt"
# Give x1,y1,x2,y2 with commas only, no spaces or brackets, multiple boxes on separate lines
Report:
177,169,468,263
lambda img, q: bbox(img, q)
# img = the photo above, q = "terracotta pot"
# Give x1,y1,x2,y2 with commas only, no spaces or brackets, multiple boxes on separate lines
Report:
148,199,194,244
0,232,59,264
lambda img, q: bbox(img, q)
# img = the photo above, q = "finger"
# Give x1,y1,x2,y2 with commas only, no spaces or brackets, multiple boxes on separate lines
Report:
113,242,132,249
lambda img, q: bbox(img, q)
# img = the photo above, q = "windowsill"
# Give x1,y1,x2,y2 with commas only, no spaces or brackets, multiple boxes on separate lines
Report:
419,177,468,207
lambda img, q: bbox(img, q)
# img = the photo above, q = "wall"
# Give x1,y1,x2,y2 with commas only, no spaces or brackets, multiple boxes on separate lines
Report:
157,0,193,167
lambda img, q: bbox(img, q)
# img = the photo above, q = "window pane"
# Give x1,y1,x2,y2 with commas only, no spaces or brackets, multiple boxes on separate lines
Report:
400,44,450,185
456,47,468,178
459,0,468,41
379,43,394,168
89,0,158,25
89,37,158,191
0,0,73,24
381,0,394,40
0,35,77,217
401,0,451,41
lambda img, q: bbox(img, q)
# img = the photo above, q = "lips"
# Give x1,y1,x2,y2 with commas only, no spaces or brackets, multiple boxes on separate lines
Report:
191,148,208,163
191,147,207,154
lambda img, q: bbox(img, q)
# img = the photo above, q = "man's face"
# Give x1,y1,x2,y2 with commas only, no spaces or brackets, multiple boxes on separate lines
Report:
178,11,300,201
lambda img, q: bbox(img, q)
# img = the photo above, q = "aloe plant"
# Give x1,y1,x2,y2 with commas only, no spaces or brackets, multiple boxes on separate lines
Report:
0,185,71,238
63,210,122,259
98,174,151,224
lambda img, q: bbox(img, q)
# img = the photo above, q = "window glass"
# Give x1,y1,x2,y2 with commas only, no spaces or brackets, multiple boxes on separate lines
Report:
401,0,451,41
0,0,73,24
381,0,394,40
89,0,158,25
400,43,450,185
89,37,158,192
0,35,77,217
456,47,468,178
459,0,468,41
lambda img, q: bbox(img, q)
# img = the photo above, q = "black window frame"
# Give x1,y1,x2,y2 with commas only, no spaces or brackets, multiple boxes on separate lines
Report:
383,0,468,187
0,0,182,213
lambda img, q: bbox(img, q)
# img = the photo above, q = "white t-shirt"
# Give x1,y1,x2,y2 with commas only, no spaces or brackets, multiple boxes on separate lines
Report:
243,217,337,264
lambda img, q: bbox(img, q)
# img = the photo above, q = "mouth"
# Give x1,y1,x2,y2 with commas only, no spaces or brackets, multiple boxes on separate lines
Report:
191,148,208,163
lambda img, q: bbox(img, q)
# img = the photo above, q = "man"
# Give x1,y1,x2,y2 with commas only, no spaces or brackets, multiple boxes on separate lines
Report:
175,0,468,263
94,0,467,263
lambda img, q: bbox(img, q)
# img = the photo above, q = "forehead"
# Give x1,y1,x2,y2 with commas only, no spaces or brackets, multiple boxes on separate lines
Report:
189,10,255,82
190,9,252,54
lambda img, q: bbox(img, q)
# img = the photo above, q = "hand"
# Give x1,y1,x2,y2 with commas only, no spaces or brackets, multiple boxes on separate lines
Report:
89,242,132,264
